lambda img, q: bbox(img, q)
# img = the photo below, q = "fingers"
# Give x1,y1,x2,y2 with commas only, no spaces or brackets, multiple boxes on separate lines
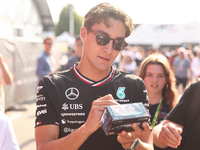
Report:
117,123,150,149
92,94,119,108
177,127,183,135
117,130,134,148
97,94,117,103
159,124,182,148
85,94,118,133
142,122,152,132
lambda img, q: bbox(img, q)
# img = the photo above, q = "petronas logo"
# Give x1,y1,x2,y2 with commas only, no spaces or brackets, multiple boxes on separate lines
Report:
116,87,126,99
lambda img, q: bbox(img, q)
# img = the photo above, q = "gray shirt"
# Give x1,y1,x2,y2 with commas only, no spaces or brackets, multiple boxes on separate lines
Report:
173,56,190,78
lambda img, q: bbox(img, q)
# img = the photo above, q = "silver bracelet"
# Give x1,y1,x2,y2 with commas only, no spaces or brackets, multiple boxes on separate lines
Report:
124,138,139,150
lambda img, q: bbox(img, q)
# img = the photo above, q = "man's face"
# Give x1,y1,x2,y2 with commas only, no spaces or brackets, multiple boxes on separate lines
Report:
81,18,126,72
179,51,185,59
44,39,53,54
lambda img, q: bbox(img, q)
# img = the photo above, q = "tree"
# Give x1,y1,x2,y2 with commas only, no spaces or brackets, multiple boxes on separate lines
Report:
55,4,84,37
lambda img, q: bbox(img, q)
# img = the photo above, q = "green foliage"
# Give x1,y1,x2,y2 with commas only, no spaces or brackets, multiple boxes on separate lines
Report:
55,4,84,37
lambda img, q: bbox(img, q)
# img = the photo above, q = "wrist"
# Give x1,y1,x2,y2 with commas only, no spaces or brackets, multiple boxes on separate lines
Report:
124,138,139,150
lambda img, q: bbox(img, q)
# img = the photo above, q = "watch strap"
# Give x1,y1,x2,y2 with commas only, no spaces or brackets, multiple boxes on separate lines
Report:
124,138,139,150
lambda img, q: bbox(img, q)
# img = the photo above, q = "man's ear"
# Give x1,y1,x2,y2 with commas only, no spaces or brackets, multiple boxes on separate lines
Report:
80,26,87,42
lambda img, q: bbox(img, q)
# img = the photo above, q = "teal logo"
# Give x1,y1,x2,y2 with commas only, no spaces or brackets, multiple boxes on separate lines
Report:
116,87,126,99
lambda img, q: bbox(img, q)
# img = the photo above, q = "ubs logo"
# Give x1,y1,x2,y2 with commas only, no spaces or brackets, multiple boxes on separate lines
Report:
65,87,79,100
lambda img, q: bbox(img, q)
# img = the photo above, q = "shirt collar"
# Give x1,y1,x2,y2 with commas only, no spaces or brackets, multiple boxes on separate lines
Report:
73,64,115,87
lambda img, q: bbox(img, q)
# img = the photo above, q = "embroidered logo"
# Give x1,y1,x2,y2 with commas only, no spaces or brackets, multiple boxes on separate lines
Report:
36,86,43,93
65,87,79,100
116,87,126,99
62,103,69,110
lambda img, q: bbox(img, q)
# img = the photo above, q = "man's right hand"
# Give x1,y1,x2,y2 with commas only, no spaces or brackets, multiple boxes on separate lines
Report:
84,94,119,134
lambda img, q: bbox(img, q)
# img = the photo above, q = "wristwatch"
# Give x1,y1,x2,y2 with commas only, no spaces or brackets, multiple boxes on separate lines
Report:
124,138,139,150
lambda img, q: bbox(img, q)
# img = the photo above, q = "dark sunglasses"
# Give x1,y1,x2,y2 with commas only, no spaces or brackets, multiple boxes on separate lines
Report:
86,27,128,51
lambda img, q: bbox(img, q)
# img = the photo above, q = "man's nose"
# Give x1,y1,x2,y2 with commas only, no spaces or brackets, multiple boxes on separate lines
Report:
103,40,113,53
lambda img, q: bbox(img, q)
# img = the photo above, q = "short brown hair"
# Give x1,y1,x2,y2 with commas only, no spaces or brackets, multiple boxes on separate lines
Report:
84,2,133,37
43,37,53,44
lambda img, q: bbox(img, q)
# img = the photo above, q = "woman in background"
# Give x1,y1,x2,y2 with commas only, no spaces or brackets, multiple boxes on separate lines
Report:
139,53,178,150
121,54,137,74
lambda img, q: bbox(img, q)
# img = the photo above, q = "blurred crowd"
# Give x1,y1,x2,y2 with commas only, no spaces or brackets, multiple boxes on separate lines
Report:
112,44,200,91
44,39,200,94
35,35,200,96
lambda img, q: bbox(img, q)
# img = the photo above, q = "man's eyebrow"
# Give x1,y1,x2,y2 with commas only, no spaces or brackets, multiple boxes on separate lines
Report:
98,30,125,39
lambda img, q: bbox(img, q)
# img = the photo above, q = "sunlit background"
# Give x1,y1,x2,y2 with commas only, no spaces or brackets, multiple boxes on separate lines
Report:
47,0,200,24
1,1,200,150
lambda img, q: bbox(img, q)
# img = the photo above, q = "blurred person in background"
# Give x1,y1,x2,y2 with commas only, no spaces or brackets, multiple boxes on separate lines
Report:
36,37,56,84
121,54,137,74
191,48,200,80
172,47,190,94
0,53,13,113
61,37,83,71
0,53,18,149
0,111,20,150
187,49,195,82
133,46,144,67
147,46,158,56
139,53,178,150
168,50,177,68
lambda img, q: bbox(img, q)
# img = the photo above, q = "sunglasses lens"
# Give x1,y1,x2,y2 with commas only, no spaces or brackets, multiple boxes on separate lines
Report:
96,34,110,46
92,30,127,51
113,40,127,51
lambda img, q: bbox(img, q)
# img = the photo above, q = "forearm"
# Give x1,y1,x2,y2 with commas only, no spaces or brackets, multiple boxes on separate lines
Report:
37,124,92,150
153,125,168,148
0,61,13,85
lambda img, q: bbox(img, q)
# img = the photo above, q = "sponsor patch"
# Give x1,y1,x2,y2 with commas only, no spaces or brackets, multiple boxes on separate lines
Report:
36,86,43,93
63,127,77,134
60,113,85,117
37,108,47,116
116,87,126,99
65,87,79,100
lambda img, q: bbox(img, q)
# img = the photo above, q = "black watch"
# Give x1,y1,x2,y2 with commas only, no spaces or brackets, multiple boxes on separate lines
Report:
124,138,139,150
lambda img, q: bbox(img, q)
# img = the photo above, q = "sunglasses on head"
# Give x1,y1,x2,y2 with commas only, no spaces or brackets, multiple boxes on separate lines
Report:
86,27,128,51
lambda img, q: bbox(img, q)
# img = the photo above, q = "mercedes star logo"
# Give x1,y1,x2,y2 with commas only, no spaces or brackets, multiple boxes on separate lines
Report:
65,87,79,100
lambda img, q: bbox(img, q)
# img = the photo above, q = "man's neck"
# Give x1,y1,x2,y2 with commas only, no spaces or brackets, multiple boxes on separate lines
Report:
76,62,111,82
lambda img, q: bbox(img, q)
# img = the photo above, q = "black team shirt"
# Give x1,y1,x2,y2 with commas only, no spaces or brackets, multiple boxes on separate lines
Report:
35,64,149,150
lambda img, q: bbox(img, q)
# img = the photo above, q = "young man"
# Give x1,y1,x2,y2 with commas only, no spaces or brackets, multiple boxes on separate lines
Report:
36,37,56,84
35,3,153,150
153,80,200,150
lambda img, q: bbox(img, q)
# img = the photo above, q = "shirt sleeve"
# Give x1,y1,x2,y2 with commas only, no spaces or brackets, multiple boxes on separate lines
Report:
0,113,20,150
165,82,198,126
35,78,59,128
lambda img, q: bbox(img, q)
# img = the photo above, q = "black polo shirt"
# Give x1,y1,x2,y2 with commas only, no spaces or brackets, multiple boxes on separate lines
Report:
35,64,149,150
